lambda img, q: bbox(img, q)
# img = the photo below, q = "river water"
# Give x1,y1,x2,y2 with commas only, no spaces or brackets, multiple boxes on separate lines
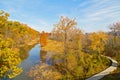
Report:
0,43,51,80
12,44,48,80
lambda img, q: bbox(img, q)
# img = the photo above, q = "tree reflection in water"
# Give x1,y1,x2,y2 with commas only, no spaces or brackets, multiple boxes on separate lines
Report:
40,50,54,65
40,50,47,63
19,44,37,61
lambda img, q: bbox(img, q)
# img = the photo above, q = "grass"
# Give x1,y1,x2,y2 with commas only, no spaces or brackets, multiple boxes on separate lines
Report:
42,39,64,53
19,38,39,47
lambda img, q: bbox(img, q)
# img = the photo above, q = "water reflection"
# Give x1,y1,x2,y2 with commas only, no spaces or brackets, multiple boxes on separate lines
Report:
13,44,40,80
19,44,37,61
40,50,53,65
40,50,47,62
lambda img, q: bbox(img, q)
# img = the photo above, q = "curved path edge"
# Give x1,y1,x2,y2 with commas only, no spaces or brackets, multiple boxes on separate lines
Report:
86,56,118,80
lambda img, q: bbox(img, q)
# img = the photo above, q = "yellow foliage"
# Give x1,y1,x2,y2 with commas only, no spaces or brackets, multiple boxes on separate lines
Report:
89,31,107,53
42,39,64,53
0,37,22,78
66,53,78,70
28,63,62,80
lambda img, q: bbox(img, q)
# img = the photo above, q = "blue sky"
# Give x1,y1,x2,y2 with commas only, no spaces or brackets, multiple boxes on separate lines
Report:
0,0,120,32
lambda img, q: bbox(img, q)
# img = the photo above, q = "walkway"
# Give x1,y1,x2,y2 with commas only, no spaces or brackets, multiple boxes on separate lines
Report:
86,56,118,80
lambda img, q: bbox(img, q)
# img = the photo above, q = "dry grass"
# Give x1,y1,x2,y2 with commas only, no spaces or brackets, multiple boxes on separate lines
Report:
42,39,64,53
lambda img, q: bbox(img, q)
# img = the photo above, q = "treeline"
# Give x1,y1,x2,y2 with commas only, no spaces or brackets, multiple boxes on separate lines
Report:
0,10,39,79
0,10,39,47
105,22,120,57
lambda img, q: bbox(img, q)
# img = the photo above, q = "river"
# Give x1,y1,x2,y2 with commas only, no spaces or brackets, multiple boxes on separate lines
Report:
12,44,48,80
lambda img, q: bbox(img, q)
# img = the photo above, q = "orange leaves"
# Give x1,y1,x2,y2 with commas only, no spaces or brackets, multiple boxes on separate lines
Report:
40,31,48,47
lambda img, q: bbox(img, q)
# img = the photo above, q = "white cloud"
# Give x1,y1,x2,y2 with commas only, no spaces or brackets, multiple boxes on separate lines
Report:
72,0,120,32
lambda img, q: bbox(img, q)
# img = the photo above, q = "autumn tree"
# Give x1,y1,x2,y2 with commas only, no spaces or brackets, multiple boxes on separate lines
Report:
50,16,84,79
0,35,22,79
40,31,48,47
105,22,120,57
89,31,107,55
109,22,120,45
0,10,39,47
0,10,9,35
51,16,82,57
110,22,120,36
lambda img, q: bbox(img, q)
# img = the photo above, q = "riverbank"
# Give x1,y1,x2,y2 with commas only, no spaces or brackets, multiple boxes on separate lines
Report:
42,39,63,53
19,38,40,47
